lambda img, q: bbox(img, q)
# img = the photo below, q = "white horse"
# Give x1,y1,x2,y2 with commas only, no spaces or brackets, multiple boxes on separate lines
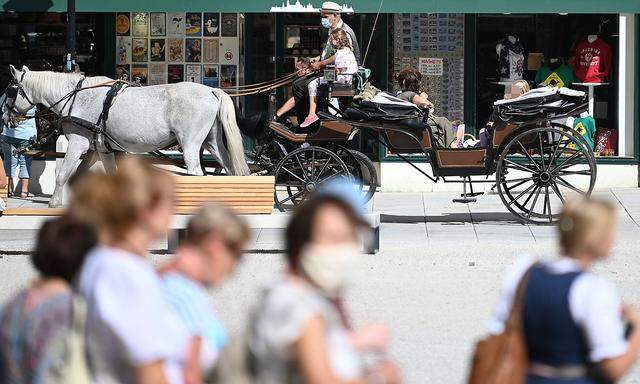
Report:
2,65,249,207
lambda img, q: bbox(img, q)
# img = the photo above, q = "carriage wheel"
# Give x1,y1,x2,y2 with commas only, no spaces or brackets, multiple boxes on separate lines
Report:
336,149,377,203
496,124,597,224
273,146,351,212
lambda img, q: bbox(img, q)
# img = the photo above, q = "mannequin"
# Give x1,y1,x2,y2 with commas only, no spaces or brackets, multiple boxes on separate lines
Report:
496,35,525,82
535,57,575,88
573,34,611,83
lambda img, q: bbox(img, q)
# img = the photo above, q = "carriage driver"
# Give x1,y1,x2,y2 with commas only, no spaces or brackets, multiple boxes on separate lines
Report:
274,1,361,126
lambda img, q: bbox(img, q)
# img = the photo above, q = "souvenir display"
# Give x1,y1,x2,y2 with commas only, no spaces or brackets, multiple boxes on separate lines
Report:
203,64,220,87
535,61,576,88
131,64,148,84
150,39,166,62
167,38,184,62
202,39,219,63
185,64,202,83
186,38,202,62
167,13,185,37
132,12,149,37
391,13,464,121
168,64,184,83
220,65,237,87
116,36,131,64
497,36,525,81
150,13,166,36
221,13,238,37
116,13,131,36
131,38,148,62
186,13,202,36
115,64,130,81
148,63,167,85
203,13,220,37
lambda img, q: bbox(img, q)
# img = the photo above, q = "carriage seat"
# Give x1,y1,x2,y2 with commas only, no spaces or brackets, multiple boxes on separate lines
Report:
343,92,425,130
494,87,587,124
269,121,308,143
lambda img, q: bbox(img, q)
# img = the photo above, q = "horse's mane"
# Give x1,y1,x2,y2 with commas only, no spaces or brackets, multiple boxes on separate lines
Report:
23,71,113,104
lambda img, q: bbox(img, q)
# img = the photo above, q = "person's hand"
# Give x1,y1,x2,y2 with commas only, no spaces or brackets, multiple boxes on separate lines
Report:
368,361,402,384
351,324,390,351
419,92,429,99
622,305,640,327
310,61,323,71
310,57,318,64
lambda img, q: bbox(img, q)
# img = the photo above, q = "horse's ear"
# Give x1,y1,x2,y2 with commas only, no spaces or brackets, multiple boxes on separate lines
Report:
22,65,30,72
9,64,19,79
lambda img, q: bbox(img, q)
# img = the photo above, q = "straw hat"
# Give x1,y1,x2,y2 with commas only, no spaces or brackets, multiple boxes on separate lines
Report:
321,1,342,13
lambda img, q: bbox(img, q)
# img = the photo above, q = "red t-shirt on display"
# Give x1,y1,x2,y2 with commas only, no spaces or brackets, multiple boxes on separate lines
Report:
573,38,612,83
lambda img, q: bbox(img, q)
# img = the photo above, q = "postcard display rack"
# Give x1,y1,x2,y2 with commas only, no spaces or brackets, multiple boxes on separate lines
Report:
115,12,241,87
391,13,465,122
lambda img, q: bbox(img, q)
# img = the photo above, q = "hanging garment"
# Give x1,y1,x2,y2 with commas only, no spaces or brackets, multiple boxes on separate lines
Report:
573,38,612,83
571,115,596,150
535,63,576,88
498,37,526,82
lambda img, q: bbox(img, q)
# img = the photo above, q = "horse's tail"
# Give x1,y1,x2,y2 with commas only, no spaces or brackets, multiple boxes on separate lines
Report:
211,88,250,176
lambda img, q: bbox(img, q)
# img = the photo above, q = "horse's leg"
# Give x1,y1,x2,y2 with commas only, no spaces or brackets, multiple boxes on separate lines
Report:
98,152,117,173
182,143,205,176
67,150,98,187
49,133,90,208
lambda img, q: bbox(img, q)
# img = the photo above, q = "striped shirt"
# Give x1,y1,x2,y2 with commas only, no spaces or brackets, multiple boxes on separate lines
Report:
162,272,228,371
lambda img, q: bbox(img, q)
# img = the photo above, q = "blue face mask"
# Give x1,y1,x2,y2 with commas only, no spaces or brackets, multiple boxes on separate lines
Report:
321,17,332,29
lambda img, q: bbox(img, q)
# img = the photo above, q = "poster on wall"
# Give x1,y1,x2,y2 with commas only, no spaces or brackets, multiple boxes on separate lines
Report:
115,64,130,81
418,57,443,76
203,13,220,37
150,13,166,36
131,38,148,62
185,64,202,83
221,13,237,37
168,64,184,83
149,63,167,85
202,65,219,87
116,13,131,36
116,36,131,64
185,38,202,62
218,37,239,65
167,13,185,37
186,13,202,36
150,39,166,61
131,64,148,85
131,13,149,37
167,38,184,62
220,65,236,87
202,39,219,63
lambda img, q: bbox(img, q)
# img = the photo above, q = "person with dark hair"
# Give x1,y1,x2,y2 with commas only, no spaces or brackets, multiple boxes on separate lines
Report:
0,216,97,383
395,66,455,147
249,185,401,384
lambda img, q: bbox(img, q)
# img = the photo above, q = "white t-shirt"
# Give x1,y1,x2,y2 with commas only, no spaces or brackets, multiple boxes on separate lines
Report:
334,47,358,83
250,278,363,382
488,256,628,362
77,246,190,384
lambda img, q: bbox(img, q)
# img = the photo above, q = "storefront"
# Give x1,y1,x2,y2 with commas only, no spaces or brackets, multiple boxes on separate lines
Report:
1,0,639,191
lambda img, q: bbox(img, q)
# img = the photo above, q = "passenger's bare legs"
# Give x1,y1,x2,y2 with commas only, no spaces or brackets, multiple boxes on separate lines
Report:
276,97,296,118
308,96,318,118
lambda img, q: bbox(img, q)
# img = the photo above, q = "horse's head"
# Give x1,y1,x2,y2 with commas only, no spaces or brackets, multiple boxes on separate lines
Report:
2,65,36,128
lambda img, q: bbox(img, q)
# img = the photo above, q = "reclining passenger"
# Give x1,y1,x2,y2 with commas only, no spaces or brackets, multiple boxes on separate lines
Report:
395,67,455,147
301,28,358,128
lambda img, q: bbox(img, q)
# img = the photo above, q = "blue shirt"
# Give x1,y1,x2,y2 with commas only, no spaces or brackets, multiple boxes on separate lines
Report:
162,272,228,358
1,94,37,141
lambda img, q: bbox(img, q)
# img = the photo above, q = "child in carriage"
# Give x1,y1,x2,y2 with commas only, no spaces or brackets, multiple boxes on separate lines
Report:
273,57,312,124
300,28,358,128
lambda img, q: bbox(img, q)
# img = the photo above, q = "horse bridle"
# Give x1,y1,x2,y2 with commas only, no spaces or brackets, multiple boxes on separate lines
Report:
2,71,37,118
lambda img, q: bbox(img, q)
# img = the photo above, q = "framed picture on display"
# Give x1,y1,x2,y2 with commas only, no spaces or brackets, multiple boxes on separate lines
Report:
167,13,185,37
186,13,202,36
185,38,202,62
168,64,184,83
132,12,149,37
150,12,166,36
203,13,220,37
150,39,166,62
116,13,131,36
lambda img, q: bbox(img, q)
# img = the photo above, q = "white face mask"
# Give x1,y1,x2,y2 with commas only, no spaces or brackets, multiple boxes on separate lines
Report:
300,243,360,298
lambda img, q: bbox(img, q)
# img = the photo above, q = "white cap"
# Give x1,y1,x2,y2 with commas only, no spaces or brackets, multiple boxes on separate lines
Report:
321,1,342,13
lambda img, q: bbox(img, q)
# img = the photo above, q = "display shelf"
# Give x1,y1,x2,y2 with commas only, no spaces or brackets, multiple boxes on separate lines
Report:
572,82,610,116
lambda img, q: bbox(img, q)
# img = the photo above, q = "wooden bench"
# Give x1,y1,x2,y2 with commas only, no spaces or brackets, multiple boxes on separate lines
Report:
0,175,275,216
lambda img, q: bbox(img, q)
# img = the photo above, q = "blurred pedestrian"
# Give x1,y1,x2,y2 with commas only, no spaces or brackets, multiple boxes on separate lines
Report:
69,156,191,384
159,203,250,382
0,216,97,383
487,198,640,383
1,103,37,198
249,188,401,384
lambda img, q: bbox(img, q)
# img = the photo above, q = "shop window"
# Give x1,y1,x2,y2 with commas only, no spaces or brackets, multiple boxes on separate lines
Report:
475,14,634,158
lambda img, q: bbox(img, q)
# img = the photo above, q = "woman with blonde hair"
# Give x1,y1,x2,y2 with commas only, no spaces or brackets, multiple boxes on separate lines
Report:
70,156,190,384
488,198,640,383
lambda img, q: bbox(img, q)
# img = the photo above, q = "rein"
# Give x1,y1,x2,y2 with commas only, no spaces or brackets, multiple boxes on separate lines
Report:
221,72,297,97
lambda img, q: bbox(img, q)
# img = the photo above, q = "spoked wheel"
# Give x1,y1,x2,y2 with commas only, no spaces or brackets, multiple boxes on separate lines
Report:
496,124,597,224
336,148,378,203
273,146,351,212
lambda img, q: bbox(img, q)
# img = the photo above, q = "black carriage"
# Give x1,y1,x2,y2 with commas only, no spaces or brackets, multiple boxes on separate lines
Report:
243,67,595,224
